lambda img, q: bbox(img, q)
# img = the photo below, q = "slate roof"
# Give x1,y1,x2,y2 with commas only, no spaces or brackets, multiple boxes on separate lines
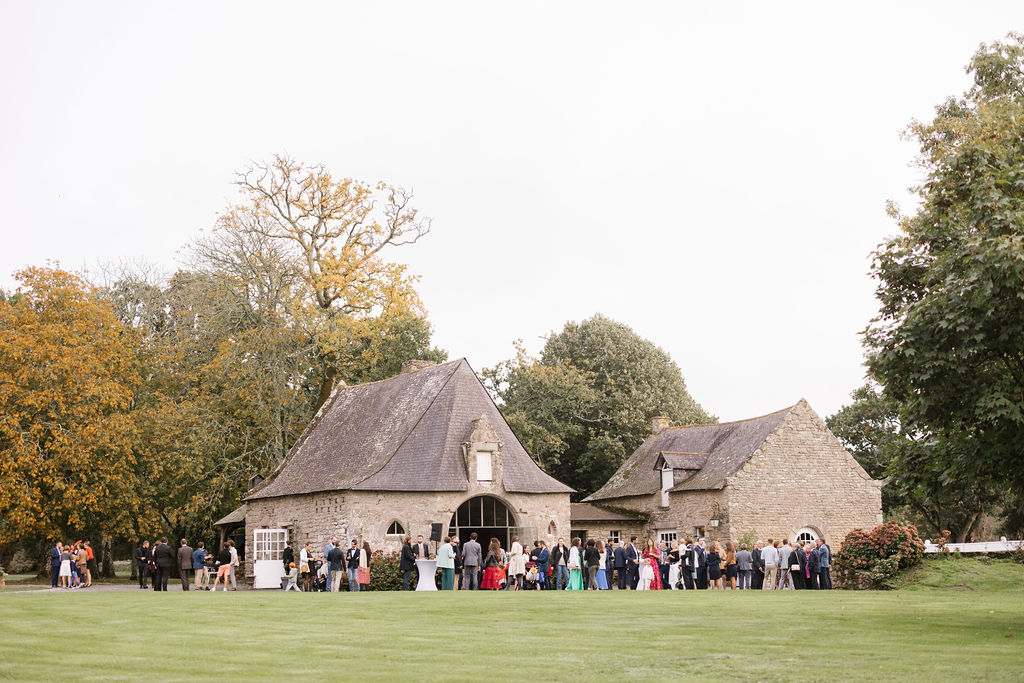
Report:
584,404,796,501
570,502,644,523
246,358,572,500
214,504,247,526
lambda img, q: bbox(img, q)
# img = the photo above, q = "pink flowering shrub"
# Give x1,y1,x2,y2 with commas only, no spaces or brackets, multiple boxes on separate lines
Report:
834,521,925,588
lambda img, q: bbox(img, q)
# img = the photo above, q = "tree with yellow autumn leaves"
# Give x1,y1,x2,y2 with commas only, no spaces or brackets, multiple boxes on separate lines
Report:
0,156,444,573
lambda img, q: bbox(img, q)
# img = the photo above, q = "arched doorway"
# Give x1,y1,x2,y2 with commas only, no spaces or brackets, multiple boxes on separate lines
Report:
449,495,517,551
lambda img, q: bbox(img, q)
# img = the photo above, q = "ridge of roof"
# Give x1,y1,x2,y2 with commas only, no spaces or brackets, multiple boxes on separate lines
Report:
661,403,798,432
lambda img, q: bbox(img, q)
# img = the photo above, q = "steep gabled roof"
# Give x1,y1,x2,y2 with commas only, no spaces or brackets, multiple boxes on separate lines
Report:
246,358,572,500
584,404,796,501
656,452,708,470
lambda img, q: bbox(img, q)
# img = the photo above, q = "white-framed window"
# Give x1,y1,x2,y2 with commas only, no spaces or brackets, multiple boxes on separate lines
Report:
660,466,672,507
796,528,818,544
694,526,706,539
658,530,677,545
477,451,492,481
387,521,406,536
253,528,287,561
608,530,621,544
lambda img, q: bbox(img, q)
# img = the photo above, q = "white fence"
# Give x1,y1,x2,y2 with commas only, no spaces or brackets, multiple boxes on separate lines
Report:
923,538,1023,554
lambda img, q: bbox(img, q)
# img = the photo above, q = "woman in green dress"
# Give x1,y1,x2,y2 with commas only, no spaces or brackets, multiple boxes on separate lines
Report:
567,537,584,590
437,537,455,590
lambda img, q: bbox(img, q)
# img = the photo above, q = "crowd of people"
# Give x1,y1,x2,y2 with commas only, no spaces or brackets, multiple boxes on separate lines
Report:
132,537,238,591
285,532,834,592
47,540,96,589
49,532,832,592
419,534,834,591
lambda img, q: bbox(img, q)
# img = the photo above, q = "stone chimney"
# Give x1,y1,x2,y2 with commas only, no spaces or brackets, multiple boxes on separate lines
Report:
651,416,670,435
402,359,438,374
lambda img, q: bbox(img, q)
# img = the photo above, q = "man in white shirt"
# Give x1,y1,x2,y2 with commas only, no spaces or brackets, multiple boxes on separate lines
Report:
761,539,780,590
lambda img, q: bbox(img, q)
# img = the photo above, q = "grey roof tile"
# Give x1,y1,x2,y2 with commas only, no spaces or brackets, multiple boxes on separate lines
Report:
584,404,795,501
246,358,572,499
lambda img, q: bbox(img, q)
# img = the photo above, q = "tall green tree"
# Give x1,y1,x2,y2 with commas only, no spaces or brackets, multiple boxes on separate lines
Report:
485,315,713,498
826,384,1000,542
865,33,1024,502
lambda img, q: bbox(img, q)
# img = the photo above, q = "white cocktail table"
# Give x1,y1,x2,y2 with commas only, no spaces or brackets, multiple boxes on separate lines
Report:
414,559,437,591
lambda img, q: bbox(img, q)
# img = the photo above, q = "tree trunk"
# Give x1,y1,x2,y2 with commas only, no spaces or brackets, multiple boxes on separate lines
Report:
101,536,116,578
316,366,338,409
955,509,981,544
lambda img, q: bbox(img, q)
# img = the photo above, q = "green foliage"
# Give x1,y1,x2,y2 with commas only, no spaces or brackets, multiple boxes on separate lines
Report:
826,385,1002,542
366,550,403,591
484,315,713,497
835,521,925,589
864,33,1024,516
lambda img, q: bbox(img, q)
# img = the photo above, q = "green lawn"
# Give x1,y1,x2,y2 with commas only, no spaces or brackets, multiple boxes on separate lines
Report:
1,559,1021,682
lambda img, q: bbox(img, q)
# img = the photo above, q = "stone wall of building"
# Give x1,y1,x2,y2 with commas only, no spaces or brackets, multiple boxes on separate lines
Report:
587,491,728,544
244,486,570,578
724,400,883,546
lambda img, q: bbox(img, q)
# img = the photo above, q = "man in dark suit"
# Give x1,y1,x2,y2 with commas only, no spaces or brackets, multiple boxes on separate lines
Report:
694,539,708,589
136,540,151,589
612,541,627,590
400,536,416,590
681,538,695,590
327,542,345,592
49,541,62,588
152,537,172,591
177,538,194,591
624,536,641,589
751,541,764,590
413,535,430,558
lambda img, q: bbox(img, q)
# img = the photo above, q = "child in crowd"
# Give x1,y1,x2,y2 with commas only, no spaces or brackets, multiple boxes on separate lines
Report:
284,562,300,591
640,557,654,591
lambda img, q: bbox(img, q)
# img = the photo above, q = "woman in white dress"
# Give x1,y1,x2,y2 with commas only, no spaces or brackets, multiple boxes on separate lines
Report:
668,540,681,590
58,544,72,588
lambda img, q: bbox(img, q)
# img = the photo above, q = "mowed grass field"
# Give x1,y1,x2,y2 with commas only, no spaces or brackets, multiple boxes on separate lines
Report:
1,559,1021,682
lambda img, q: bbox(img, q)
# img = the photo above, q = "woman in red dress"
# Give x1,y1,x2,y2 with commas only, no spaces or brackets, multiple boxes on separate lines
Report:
481,538,504,590
642,539,664,590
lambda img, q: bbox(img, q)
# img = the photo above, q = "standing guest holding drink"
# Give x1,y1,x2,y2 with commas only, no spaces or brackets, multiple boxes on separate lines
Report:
437,537,456,590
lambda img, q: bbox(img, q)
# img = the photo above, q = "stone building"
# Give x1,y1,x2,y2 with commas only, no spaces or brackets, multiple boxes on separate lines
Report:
579,399,883,548
241,358,572,583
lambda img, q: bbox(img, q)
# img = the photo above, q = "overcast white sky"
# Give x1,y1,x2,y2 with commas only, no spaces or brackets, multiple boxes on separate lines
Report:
1,3,1020,421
